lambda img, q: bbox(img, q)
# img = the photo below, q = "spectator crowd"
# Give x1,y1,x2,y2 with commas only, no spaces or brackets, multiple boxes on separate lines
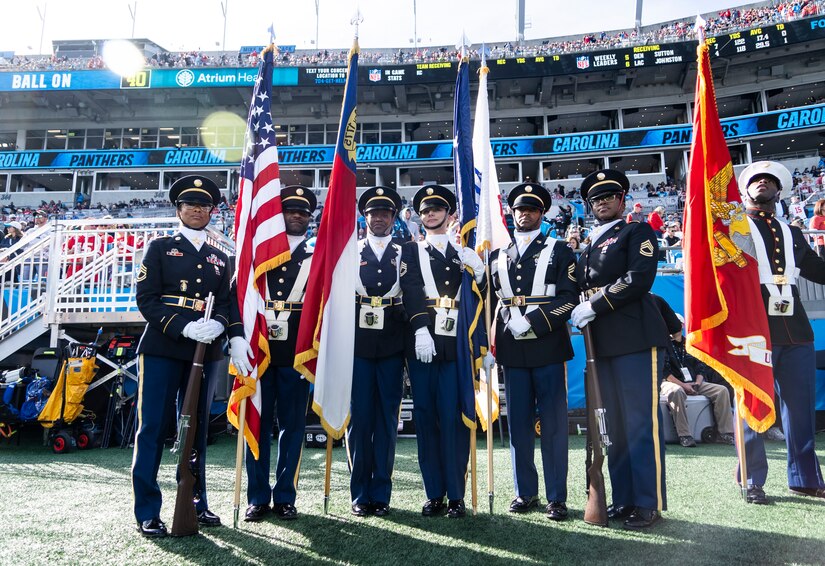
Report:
1,1,822,72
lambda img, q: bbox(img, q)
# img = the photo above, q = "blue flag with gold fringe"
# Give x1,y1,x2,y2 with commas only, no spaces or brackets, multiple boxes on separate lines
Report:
454,57,485,430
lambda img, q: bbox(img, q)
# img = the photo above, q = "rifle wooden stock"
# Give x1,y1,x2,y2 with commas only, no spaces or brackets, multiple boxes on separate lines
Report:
171,294,215,537
581,318,609,527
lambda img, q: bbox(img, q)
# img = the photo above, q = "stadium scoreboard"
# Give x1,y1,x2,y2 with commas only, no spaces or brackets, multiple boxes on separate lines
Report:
298,16,825,85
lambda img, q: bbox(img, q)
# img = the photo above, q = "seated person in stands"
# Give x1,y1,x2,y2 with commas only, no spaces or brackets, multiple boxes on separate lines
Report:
662,314,735,447
663,222,681,247
565,226,582,250
626,202,645,223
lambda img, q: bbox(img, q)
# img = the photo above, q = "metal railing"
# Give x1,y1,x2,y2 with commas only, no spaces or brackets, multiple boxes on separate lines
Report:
0,217,234,362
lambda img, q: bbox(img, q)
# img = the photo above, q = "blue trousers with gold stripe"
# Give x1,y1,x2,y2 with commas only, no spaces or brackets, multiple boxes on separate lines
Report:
738,343,825,489
131,354,219,523
348,354,404,506
408,359,470,501
247,364,309,506
504,363,568,503
596,348,667,512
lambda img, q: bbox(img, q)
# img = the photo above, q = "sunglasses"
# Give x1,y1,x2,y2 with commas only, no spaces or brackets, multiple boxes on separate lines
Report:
588,193,621,205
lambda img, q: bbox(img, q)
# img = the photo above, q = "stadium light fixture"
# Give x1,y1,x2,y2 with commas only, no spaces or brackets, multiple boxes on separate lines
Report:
220,0,229,51
128,2,138,38
37,3,47,56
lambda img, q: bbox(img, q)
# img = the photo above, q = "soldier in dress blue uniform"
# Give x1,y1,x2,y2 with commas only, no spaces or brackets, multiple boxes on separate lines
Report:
570,169,669,529
349,186,407,517
490,183,578,521
132,175,229,537
229,185,316,521
399,184,486,519
736,161,825,503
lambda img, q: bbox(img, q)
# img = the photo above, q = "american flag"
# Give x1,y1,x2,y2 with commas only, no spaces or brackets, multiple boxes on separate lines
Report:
226,47,291,460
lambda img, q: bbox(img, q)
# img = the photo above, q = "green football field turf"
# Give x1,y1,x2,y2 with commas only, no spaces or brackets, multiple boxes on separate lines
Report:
0,429,823,565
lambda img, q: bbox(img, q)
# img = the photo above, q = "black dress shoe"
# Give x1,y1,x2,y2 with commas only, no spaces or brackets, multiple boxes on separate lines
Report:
138,518,167,538
509,496,539,513
606,504,634,519
678,435,697,448
747,485,769,505
421,498,446,517
447,499,466,519
197,509,222,527
351,503,370,517
789,487,825,499
371,502,390,517
623,508,661,529
545,501,568,521
244,504,270,522
273,502,298,520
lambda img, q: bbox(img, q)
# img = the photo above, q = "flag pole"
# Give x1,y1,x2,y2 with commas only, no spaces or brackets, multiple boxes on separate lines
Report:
484,248,495,514
323,435,333,514
735,390,749,501
232,396,247,529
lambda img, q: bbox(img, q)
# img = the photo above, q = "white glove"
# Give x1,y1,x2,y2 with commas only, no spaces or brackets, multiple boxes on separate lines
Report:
199,319,225,341
482,351,496,371
229,336,254,376
181,321,207,342
570,301,597,328
414,327,437,364
507,313,532,336
460,247,485,280
181,321,198,340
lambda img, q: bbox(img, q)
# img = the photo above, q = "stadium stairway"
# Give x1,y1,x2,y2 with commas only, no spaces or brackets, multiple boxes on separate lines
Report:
0,217,234,364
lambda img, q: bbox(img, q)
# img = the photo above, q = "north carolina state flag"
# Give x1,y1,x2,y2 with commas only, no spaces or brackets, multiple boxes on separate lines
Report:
684,41,775,432
293,41,358,439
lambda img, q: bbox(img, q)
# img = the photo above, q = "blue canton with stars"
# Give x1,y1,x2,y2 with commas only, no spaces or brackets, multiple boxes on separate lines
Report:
240,48,277,183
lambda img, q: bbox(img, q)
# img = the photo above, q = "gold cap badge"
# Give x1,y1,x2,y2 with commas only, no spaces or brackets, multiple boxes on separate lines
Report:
525,186,533,192
597,173,606,180
194,179,202,187
376,188,384,195
296,188,304,195
426,188,434,195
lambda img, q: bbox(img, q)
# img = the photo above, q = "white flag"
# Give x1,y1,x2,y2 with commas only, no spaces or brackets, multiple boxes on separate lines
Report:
474,55,511,254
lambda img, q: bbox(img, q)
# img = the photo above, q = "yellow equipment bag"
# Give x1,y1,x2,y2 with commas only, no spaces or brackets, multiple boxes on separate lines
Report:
38,357,98,428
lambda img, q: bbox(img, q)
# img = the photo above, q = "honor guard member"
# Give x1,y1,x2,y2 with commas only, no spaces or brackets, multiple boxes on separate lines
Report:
229,185,316,521
490,183,578,521
570,169,669,529
349,186,407,517
132,175,229,537
737,161,825,503
399,184,486,519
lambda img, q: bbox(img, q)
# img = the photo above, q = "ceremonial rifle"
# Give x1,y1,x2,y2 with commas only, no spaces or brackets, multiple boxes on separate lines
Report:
171,293,215,537
580,292,610,526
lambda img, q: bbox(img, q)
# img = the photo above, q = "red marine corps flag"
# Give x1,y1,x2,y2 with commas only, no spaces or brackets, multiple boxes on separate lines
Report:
684,28,775,433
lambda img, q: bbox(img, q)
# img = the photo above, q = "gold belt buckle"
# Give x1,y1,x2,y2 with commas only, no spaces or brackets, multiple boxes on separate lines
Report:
512,295,526,307
437,297,455,309
272,300,286,311
773,274,788,285
192,299,205,312
370,296,383,308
